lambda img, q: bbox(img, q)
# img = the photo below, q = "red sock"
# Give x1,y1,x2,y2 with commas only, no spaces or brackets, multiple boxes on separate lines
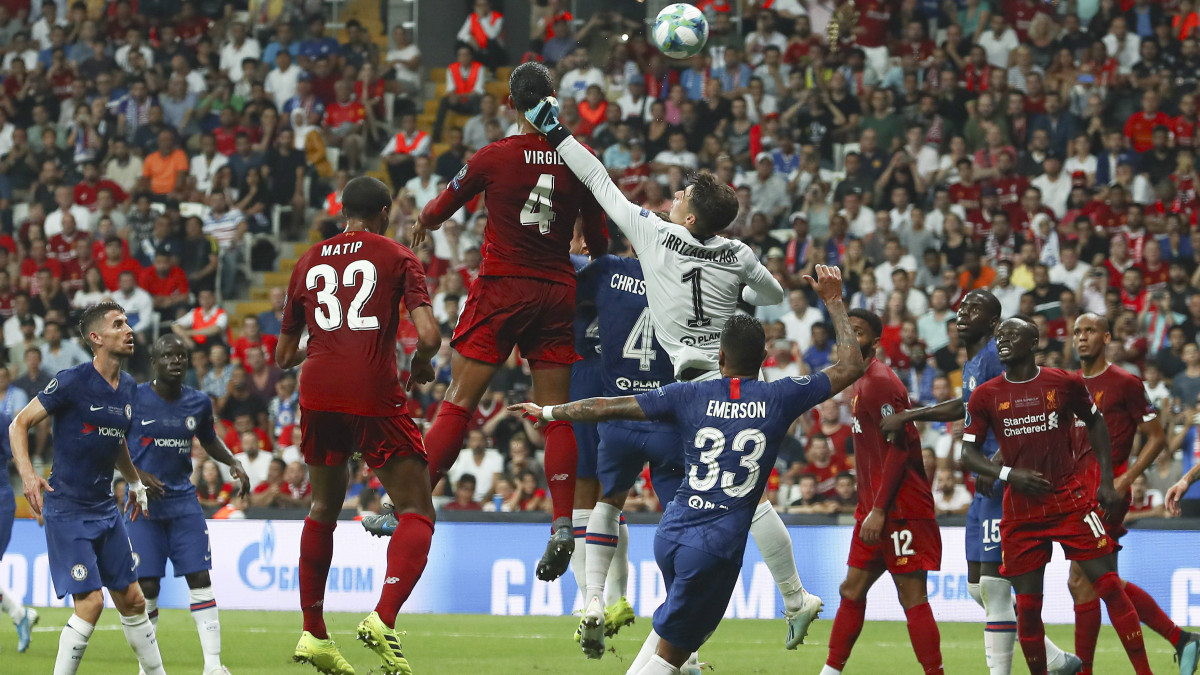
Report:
904,602,943,675
1015,594,1048,675
1094,572,1153,675
424,401,471,484
542,420,578,522
1073,599,1101,674
1125,581,1182,646
374,513,434,628
825,597,866,670
299,518,336,639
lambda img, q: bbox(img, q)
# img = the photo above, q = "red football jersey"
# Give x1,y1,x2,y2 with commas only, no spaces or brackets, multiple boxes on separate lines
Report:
419,134,608,286
282,230,431,416
849,359,936,521
1081,364,1157,474
964,367,1096,520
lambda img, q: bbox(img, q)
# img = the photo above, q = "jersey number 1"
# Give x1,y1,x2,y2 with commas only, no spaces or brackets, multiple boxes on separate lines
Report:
681,268,711,328
306,260,380,331
520,173,556,234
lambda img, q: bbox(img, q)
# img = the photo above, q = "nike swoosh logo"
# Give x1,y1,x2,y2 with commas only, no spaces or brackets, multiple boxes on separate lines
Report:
141,420,155,426
984,545,999,551
89,404,104,411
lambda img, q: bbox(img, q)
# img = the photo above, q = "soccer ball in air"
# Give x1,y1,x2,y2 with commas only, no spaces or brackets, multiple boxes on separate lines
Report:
653,3,709,60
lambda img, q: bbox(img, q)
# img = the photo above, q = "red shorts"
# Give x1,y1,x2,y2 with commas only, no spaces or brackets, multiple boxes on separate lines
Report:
452,275,578,368
847,518,942,575
299,407,425,469
999,507,1115,578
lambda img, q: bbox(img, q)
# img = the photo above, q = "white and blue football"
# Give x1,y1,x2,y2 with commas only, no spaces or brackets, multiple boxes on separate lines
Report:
653,3,709,60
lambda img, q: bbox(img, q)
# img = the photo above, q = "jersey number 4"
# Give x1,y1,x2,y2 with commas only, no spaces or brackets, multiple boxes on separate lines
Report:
519,173,556,234
622,308,657,372
689,427,766,498
306,260,380,331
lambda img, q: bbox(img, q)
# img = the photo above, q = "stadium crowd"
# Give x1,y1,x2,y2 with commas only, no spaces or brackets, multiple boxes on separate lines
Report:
2,0,1200,519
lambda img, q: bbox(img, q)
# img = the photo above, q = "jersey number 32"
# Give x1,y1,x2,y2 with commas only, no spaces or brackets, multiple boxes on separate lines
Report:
306,260,380,331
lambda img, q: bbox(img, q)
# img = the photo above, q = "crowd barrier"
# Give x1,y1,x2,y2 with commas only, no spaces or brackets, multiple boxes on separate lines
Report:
3,520,1199,625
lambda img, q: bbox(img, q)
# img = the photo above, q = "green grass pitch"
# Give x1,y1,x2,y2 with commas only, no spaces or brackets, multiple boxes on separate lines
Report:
4,608,1190,673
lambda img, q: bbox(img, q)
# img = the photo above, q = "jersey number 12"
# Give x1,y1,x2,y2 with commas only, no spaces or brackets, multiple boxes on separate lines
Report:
520,173,556,234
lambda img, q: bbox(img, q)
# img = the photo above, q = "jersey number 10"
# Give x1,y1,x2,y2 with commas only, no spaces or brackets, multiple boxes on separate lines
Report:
306,260,380,332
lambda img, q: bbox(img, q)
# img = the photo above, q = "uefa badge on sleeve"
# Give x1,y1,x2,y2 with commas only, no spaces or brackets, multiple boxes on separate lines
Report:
44,378,58,394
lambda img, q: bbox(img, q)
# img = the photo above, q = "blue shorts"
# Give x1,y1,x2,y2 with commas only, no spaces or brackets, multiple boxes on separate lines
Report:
571,359,603,481
46,512,138,598
652,536,743,653
597,422,685,501
127,510,213,579
965,489,1005,564
0,491,14,559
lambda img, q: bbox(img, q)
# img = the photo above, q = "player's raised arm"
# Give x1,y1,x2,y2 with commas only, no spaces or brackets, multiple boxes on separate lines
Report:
414,147,489,247
879,398,965,438
508,396,650,424
524,97,654,252
9,396,50,516
807,265,865,394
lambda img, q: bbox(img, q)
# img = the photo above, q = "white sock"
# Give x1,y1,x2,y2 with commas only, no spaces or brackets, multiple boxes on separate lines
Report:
981,575,1016,675
819,666,843,675
570,508,591,601
627,629,661,675
605,519,630,606
750,500,805,613
636,654,679,675
967,581,989,668
145,597,158,627
54,614,94,675
586,502,621,604
1044,635,1067,670
120,612,165,675
190,586,222,670
0,584,25,621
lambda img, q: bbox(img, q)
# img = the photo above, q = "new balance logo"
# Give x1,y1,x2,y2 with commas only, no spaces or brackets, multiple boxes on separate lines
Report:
385,576,400,584
850,416,862,434
550,474,569,481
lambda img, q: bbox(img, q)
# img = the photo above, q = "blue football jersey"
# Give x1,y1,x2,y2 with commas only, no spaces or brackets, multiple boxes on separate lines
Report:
37,362,137,520
128,384,218,519
578,256,674,398
962,338,1003,460
636,373,832,560
572,254,601,361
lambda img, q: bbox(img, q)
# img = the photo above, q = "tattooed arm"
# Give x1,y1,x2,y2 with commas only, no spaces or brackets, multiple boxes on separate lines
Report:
808,265,866,395
507,396,649,424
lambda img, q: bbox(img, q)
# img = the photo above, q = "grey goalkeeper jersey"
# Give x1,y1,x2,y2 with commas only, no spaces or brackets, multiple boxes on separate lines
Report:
557,135,785,378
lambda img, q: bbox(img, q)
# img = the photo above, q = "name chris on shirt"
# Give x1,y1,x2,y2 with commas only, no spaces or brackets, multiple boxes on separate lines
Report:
610,274,647,295
1002,411,1058,436
705,400,767,419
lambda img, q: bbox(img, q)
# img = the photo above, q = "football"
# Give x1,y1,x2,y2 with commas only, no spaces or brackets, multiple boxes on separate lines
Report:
653,3,709,60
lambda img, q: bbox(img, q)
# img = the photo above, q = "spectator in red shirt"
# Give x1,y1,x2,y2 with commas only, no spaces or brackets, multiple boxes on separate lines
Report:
231,315,279,369
138,248,190,320
73,161,128,209
323,79,366,172
98,235,143,290
1171,92,1197,150
250,458,312,508
1120,266,1149,312
19,238,62,295
212,108,247,157
1125,90,1171,152
442,475,483,511
48,213,86,264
